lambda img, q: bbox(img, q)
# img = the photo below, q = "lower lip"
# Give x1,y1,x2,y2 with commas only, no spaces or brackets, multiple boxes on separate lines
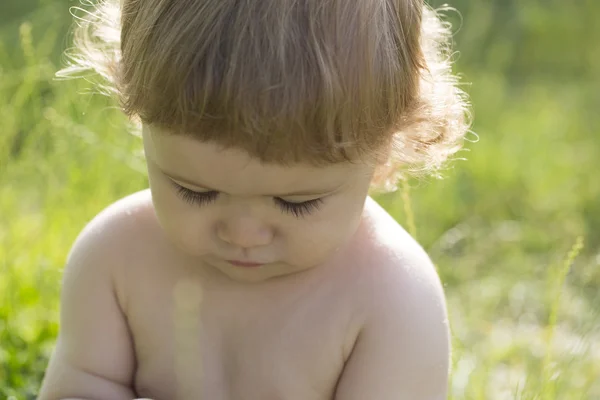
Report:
227,260,265,268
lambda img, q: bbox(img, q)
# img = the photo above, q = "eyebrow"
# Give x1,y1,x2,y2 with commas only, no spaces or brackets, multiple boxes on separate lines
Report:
162,170,342,197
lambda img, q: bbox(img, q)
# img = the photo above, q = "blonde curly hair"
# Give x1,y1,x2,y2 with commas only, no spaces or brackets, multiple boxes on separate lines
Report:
60,0,470,191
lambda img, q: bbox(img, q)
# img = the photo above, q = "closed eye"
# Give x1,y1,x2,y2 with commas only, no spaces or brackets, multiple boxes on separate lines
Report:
274,197,323,218
173,183,219,206
172,181,323,217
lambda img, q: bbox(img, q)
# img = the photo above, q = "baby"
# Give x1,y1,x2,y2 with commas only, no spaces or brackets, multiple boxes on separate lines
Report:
39,0,469,399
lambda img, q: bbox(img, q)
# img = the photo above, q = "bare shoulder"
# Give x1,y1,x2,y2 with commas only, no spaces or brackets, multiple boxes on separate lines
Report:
353,197,446,302
69,189,161,269
333,197,450,399
67,189,163,305
73,189,156,254
357,196,449,343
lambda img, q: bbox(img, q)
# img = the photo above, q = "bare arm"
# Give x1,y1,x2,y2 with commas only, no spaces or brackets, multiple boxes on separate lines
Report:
334,256,451,400
38,214,137,400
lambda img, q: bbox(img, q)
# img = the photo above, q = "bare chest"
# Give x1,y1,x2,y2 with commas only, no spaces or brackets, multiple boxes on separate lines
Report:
126,270,356,400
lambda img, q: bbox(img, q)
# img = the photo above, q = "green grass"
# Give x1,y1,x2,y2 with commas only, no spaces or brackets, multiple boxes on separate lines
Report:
1,0,599,399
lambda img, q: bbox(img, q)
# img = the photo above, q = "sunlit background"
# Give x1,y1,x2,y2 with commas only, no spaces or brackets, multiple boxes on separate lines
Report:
1,0,598,398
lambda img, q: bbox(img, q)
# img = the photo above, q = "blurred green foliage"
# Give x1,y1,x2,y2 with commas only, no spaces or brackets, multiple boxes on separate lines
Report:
1,0,599,398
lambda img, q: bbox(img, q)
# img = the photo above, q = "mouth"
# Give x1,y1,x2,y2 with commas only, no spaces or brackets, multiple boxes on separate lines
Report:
227,260,265,268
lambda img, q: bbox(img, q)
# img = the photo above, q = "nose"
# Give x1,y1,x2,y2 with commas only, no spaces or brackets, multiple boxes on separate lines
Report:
216,215,273,249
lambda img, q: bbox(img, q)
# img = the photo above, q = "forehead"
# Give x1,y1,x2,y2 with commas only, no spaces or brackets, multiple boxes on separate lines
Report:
143,126,373,195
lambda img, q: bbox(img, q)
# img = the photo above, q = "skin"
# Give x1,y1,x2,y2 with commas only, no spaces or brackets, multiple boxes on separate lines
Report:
38,125,450,400
143,126,376,283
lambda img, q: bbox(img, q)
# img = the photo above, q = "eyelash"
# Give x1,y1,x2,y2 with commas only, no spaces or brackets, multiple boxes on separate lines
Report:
273,197,323,218
174,185,219,207
173,184,323,218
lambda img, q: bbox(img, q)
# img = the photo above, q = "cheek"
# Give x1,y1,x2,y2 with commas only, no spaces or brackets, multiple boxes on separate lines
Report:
285,200,365,263
149,180,213,255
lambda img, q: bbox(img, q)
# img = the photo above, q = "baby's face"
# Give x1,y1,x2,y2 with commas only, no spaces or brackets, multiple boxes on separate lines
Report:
142,125,375,282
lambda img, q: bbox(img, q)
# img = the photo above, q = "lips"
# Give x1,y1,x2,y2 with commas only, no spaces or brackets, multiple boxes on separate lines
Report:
227,260,265,268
